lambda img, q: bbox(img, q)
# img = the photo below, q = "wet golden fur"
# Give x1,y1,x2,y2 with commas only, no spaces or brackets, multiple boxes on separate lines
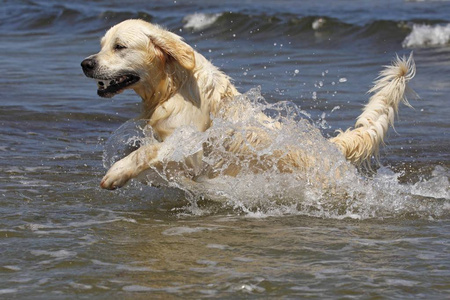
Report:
81,19,415,190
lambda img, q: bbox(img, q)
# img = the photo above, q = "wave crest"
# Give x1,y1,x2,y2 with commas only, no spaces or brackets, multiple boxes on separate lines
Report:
183,13,222,31
403,23,450,48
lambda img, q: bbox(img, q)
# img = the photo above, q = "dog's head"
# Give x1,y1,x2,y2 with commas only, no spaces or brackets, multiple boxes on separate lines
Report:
81,19,195,98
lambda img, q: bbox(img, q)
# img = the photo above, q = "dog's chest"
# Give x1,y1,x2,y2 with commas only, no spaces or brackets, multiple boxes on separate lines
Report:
149,95,211,140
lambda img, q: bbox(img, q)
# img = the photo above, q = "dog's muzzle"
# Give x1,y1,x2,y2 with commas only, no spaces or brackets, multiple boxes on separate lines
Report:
81,57,140,98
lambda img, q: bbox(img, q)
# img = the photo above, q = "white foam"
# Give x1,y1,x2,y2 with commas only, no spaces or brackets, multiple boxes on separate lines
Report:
237,283,265,293
162,226,215,236
233,257,254,262
122,285,181,293
66,217,137,228
3,265,21,271
196,259,218,266
33,229,74,235
122,285,154,292
117,265,158,272
206,244,231,250
21,223,52,231
4,166,51,173
312,18,326,30
403,23,450,47
183,13,222,31
30,249,77,259
385,279,419,287
69,282,92,290
18,179,51,187
20,217,137,233
0,289,17,295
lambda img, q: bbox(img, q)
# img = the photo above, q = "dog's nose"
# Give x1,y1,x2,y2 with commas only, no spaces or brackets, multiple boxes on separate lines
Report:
81,58,96,76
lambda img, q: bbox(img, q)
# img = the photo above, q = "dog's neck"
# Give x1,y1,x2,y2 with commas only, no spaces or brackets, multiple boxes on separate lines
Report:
135,52,239,129
134,70,184,120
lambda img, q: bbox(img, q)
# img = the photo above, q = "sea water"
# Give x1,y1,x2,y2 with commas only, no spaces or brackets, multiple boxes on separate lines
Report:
0,0,449,298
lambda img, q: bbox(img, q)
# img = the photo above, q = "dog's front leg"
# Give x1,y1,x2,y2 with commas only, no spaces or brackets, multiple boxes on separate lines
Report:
100,144,161,190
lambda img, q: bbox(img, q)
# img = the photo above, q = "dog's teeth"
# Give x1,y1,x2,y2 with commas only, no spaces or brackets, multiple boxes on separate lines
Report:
117,76,127,84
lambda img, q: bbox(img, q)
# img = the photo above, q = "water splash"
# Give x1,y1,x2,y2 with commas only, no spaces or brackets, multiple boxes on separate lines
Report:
103,88,449,219
103,119,157,169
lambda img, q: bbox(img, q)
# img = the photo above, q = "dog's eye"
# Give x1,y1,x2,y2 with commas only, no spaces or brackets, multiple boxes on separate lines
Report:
114,44,127,50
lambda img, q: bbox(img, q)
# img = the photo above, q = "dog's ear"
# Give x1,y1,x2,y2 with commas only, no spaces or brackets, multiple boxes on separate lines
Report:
148,29,195,71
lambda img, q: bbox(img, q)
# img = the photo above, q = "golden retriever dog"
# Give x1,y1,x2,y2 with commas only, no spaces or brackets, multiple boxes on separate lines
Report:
81,19,416,190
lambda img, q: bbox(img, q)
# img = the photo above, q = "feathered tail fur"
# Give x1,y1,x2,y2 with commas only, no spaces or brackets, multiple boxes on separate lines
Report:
330,53,416,167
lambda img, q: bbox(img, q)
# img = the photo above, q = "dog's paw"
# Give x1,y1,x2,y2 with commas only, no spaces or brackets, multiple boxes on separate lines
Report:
100,157,136,190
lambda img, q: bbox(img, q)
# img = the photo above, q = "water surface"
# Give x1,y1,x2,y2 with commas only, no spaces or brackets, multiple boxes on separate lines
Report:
1,0,449,298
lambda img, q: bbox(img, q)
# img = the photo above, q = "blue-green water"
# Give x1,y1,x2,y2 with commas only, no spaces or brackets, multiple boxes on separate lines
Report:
1,0,449,298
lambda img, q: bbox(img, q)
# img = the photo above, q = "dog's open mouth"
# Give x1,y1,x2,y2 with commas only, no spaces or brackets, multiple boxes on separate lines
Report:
96,74,140,98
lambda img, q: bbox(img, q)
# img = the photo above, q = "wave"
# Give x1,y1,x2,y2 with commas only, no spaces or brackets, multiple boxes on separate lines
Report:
0,2,153,34
181,12,355,39
3,1,449,50
181,13,449,49
103,88,450,220
403,23,450,48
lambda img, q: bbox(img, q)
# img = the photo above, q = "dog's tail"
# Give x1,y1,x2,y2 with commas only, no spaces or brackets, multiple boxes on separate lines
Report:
330,53,416,167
